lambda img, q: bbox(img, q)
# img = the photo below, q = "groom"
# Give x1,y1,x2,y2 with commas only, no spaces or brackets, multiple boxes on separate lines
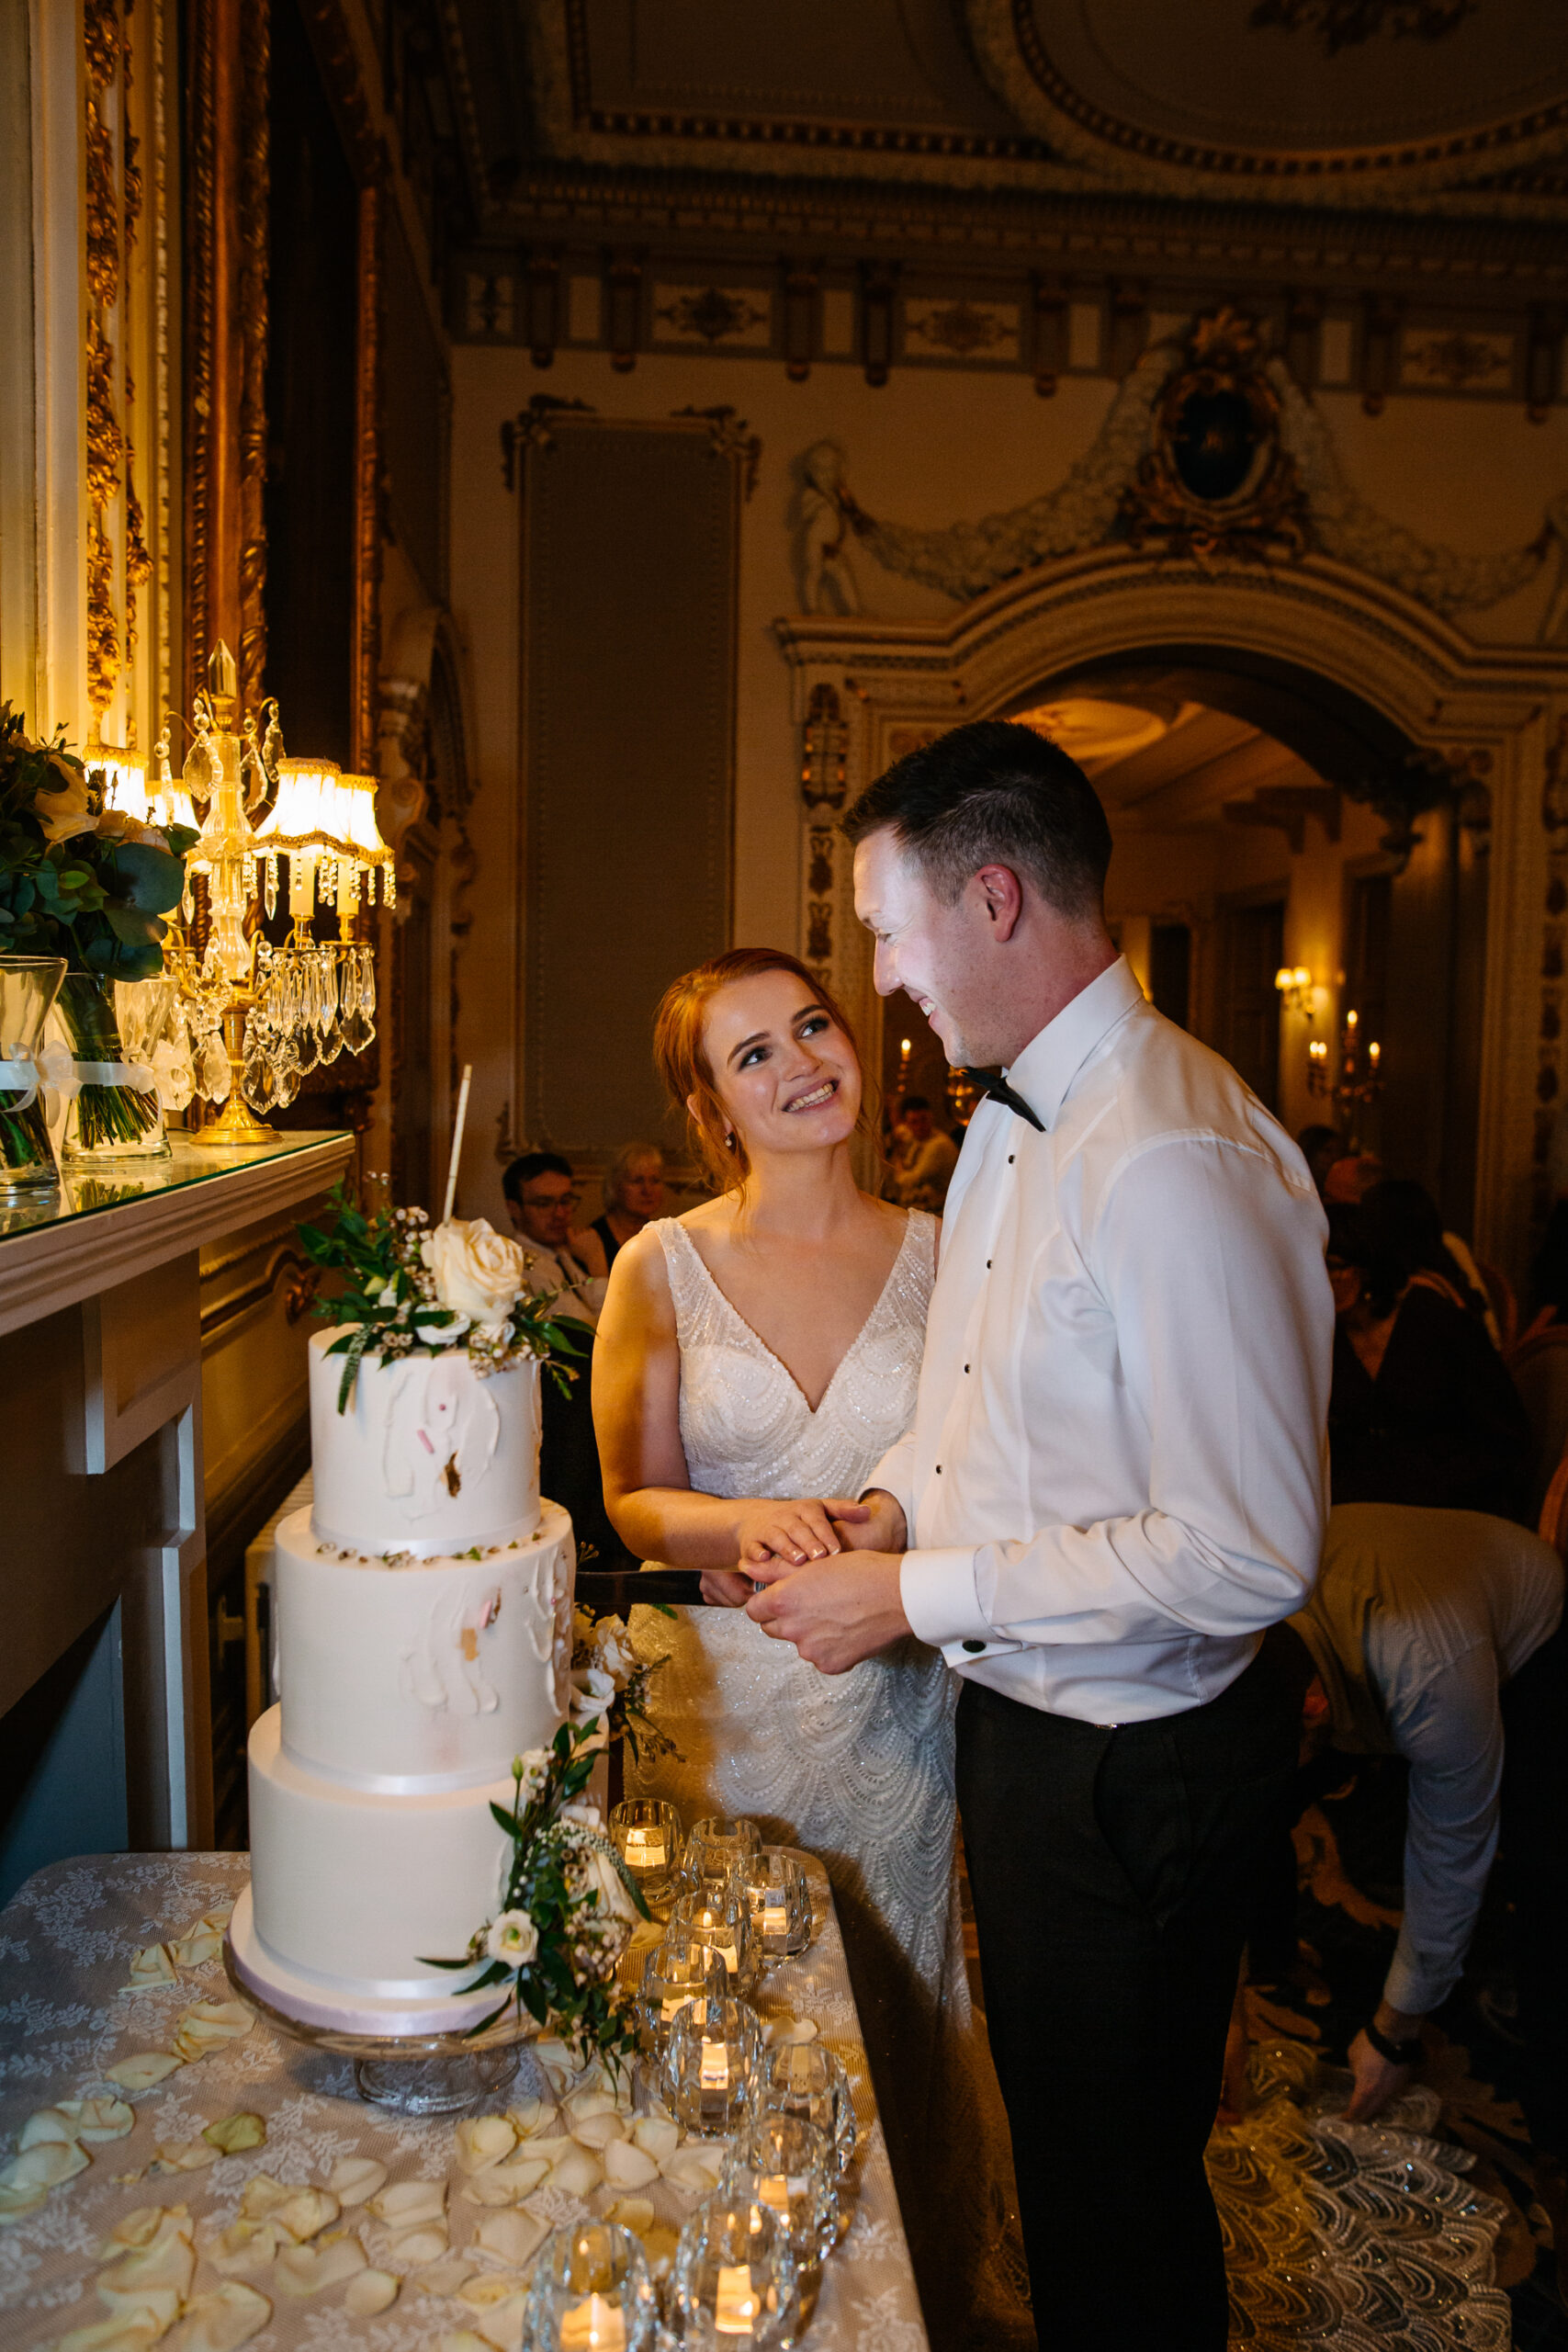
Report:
749,718,1333,2349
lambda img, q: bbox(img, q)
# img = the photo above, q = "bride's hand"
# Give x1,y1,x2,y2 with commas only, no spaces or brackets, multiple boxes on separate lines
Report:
731,1498,857,1571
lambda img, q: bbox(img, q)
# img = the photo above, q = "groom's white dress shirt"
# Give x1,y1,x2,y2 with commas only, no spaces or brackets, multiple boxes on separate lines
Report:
874,956,1334,1725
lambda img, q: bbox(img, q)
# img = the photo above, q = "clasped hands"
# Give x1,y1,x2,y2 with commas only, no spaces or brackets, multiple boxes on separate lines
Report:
699,1490,912,1676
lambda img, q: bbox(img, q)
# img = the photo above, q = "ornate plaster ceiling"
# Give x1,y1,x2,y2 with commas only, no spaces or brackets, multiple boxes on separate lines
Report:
484,0,1568,215
971,0,1568,201
1018,694,1314,827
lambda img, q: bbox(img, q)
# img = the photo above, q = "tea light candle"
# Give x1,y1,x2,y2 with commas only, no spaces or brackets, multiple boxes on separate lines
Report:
624,1826,667,1871
692,1905,739,1973
715,2264,759,2336
559,2291,626,2350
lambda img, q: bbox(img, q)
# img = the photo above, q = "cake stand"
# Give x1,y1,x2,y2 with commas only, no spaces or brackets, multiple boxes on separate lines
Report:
224,1883,537,2115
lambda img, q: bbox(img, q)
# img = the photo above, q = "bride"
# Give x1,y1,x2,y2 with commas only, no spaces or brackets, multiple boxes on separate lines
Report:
592,947,1028,2349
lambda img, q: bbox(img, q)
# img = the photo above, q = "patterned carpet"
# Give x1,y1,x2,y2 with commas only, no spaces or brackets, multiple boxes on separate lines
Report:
959,1756,1567,2346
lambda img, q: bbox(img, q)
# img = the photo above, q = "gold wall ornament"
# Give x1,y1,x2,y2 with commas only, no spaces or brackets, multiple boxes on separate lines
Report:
500,394,598,489
353,181,383,775
238,0,270,715
84,0,127,720
1117,310,1310,566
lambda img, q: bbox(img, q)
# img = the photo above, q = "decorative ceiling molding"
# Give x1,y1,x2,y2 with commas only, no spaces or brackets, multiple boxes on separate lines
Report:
483,157,1568,283
966,0,1568,210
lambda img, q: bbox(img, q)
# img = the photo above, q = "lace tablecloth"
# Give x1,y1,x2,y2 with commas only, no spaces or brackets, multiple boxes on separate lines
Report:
0,1851,929,2352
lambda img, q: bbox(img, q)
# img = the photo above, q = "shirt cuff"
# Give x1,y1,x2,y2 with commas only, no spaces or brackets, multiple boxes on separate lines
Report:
900,1547,993,1650
1382,1951,1447,2021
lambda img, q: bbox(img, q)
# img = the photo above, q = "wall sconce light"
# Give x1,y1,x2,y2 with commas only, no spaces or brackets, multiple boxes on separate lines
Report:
1274,965,1314,1017
1307,1010,1384,1111
897,1035,912,1093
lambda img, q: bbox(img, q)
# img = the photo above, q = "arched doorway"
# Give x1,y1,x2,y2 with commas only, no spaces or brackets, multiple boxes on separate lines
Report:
776,548,1568,1272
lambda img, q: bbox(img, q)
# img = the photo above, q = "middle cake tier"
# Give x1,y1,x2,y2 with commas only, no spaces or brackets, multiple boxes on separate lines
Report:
273,1499,574,1787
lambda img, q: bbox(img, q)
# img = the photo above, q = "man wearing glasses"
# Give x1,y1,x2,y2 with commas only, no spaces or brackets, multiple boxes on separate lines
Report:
502,1152,625,1566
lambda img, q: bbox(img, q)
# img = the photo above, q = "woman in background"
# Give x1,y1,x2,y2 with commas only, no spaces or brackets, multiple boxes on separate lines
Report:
575,1140,666,1277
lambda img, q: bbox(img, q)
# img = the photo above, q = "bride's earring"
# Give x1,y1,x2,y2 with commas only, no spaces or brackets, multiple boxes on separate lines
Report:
725,1130,737,1149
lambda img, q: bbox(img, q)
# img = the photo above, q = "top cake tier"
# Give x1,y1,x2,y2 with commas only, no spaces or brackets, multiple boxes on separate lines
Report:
308,1329,542,1557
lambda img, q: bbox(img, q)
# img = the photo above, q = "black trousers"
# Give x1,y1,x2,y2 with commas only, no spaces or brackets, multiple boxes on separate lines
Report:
955,1650,1298,2351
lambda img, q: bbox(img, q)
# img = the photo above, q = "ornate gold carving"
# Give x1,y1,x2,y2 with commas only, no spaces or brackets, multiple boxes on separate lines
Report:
353,182,383,773
85,0,127,719
1118,310,1310,566
671,405,761,501
656,288,767,344
238,1,270,714
184,0,216,718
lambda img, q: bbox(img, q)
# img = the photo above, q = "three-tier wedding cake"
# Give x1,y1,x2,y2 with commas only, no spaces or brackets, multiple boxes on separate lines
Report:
227,1326,576,2035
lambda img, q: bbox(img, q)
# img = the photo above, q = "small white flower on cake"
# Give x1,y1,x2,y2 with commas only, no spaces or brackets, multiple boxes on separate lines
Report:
485,1910,539,1965
513,1747,552,1802
422,1217,528,1326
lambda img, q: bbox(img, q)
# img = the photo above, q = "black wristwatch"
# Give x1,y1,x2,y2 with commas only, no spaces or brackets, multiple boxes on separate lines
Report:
1363,2017,1424,2068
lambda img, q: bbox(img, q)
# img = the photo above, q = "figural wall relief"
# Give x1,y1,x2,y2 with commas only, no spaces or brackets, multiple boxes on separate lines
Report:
793,310,1568,640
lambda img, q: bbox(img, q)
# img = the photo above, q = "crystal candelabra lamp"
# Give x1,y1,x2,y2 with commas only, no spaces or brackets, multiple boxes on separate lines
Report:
1307,1010,1383,1119
164,642,393,1145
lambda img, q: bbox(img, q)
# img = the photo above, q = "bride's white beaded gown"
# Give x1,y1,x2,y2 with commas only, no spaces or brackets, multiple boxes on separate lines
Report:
626,1209,1030,2349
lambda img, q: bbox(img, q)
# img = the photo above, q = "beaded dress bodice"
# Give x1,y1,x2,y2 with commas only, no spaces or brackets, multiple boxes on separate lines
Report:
665,1209,936,1505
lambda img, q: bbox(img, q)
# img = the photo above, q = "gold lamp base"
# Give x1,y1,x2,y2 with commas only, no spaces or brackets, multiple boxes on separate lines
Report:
190,998,276,1148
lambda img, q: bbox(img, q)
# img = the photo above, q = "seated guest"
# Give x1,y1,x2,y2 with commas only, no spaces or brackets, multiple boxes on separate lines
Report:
1364,1175,1492,1329
574,1141,666,1278
1528,1195,1568,1334
502,1152,627,1566
1296,1123,1349,1199
1255,1504,1563,2146
1327,1201,1531,1521
1324,1149,1384,1205
887,1093,959,1210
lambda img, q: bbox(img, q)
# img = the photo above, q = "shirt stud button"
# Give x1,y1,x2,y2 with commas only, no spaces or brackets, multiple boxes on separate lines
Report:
986,1259,992,1269
934,1464,942,1474
963,1363,970,1374
1008,1155,1015,1164
961,1639,987,1654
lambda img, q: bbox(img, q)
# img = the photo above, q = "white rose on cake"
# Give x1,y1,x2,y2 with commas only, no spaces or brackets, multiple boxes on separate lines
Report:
486,1909,539,1965
422,1217,528,1328
592,1615,637,1679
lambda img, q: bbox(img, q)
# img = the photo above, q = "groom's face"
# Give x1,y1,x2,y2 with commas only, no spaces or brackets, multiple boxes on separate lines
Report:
854,830,1000,1068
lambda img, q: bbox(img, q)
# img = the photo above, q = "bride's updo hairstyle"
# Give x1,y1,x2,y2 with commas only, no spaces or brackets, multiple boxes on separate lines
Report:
654,947,881,1196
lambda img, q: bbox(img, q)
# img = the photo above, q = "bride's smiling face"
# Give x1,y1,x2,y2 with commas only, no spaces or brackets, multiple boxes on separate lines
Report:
697,969,863,1162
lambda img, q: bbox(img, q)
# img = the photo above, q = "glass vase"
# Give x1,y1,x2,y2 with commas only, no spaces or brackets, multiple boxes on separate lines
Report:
0,955,65,1193
56,971,170,1165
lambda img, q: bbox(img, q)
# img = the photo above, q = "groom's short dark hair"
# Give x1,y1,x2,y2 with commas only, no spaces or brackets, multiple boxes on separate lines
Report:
843,718,1112,918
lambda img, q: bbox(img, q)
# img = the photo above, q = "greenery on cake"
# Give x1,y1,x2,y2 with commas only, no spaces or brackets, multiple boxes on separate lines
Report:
299,1180,590,1411
423,1717,651,2060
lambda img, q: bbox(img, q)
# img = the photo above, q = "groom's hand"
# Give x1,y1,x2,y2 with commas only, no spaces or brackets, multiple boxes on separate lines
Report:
835,1487,907,1554
745,1551,910,1674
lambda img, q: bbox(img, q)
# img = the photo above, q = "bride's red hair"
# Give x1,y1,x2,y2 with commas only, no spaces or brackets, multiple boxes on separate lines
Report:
654,947,881,1195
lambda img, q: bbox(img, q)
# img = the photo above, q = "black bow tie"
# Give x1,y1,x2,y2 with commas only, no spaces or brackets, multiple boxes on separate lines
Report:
964,1069,1044,1132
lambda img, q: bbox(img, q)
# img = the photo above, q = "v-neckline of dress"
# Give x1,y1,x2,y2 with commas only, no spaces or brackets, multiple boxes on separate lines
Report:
671,1214,918,1419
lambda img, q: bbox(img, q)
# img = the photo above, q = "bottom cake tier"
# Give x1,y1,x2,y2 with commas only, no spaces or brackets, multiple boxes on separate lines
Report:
243,1705,517,2034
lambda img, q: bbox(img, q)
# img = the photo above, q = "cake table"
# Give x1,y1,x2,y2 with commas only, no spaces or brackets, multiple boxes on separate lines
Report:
0,1849,930,2352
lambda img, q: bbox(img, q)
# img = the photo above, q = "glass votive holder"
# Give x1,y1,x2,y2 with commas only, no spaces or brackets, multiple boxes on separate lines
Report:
670,1884,758,1995
610,1797,685,1898
661,1996,762,2138
670,2189,799,2349
636,1934,730,2060
720,2113,839,2266
522,2219,659,2352
686,1814,761,1881
754,2041,856,2177
738,1849,812,1958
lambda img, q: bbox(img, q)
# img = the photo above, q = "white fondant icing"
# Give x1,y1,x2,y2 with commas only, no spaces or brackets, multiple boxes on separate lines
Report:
245,1332,573,2035
273,1503,573,1787
382,1352,501,1520
308,1330,541,1556
246,1710,515,1997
